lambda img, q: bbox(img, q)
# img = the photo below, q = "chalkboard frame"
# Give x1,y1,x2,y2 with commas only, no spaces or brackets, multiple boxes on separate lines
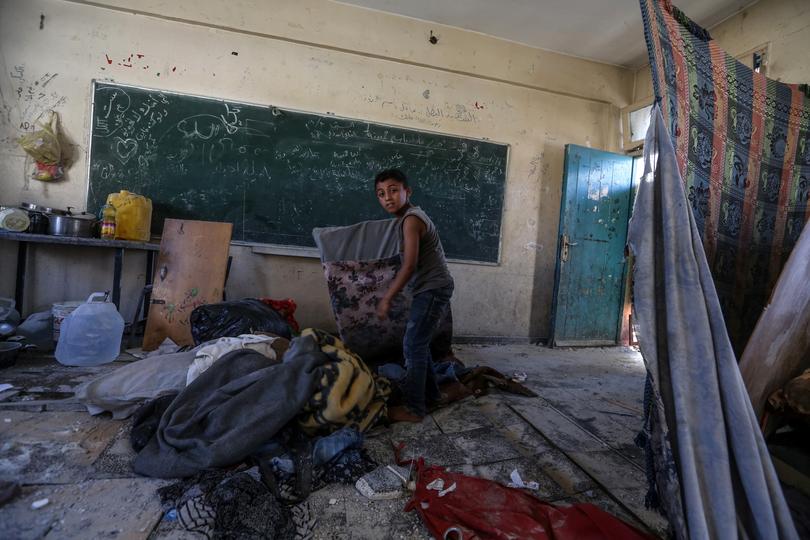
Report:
86,80,509,265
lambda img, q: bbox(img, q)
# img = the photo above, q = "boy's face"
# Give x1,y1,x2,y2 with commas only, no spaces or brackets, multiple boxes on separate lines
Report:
376,178,411,215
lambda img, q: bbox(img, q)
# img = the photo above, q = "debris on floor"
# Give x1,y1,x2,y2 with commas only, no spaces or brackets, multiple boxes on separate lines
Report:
356,465,411,500
1,339,669,539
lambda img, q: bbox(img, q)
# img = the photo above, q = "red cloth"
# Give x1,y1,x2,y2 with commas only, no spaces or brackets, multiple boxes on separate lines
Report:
259,298,300,334
403,457,654,540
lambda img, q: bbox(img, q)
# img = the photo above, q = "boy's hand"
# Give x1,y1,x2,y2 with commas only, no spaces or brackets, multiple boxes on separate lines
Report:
377,296,392,320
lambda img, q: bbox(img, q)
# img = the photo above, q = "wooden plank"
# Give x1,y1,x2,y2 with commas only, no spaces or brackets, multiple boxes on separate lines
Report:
739,223,810,420
508,400,668,535
142,219,232,350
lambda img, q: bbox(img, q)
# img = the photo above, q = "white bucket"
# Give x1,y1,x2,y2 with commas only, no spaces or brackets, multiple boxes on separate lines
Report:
52,301,82,342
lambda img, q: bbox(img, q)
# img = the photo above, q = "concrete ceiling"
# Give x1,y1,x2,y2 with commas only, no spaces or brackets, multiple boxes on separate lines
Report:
333,0,757,68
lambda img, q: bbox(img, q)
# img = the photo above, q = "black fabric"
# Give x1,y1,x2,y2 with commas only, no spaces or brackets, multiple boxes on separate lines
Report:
268,447,378,502
159,468,303,540
133,342,329,478
130,393,178,453
190,299,292,344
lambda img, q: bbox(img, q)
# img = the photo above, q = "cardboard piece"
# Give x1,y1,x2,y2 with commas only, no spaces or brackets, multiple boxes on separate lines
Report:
142,219,232,351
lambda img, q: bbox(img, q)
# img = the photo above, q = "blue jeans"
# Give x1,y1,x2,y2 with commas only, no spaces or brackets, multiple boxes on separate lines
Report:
400,284,453,416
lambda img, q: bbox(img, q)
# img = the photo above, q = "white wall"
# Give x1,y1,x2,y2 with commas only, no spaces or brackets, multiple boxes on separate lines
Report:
0,0,633,339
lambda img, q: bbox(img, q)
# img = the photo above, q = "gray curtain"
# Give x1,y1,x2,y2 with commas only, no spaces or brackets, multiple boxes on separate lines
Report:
627,105,797,539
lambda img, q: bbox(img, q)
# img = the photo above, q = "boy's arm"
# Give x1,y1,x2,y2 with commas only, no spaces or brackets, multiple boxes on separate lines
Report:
377,215,424,319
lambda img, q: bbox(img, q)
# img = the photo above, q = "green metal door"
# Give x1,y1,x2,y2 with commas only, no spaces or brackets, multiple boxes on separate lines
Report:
550,144,634,346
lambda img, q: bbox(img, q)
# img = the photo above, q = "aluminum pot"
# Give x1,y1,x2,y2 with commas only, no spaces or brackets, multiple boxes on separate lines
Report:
21,202,67,215
47,211,97,237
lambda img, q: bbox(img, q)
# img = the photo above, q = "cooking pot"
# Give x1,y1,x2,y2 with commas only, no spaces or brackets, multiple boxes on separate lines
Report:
21,202,67,215
26,211,49,234
47,208,97,237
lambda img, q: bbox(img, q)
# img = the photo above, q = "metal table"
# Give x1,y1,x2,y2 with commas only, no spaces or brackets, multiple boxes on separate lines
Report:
0,231,160,314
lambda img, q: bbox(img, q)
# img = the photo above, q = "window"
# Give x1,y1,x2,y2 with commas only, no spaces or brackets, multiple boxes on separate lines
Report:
736,43,770,75
629,104,653,143
621,98,654,152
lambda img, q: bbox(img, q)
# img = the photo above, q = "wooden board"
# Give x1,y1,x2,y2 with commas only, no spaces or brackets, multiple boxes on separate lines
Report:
740,223,810,420
142,219,232,351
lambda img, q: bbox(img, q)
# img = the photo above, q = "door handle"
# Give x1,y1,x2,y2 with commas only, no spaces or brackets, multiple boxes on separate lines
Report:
561,235,578,262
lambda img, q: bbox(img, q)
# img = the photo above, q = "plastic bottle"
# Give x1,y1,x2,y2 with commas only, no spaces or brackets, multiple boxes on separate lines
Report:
101,203,116,239
55,292,124,366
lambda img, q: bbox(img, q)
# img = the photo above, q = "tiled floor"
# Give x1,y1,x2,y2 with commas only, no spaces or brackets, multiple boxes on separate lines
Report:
0,343,668,539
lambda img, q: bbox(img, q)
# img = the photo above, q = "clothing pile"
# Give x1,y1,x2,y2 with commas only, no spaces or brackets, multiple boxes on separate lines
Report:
78,327,385,538
132,328,390,479
72,252,539,540
157,466,313,540
75,333,289,420
380,360,536,411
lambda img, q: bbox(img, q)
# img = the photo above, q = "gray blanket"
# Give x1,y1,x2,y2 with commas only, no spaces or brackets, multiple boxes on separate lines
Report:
628,105,797,539
134,337,328,479
313,218,400,263
75,350,196,419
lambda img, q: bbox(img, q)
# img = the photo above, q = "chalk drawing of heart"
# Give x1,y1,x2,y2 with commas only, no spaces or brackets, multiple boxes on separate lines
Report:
115,137,138,163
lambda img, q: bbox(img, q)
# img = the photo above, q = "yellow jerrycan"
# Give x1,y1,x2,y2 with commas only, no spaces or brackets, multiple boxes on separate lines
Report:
106,190,152,241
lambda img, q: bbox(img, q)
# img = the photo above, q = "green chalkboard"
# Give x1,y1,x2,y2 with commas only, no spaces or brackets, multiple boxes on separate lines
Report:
87,81,508,262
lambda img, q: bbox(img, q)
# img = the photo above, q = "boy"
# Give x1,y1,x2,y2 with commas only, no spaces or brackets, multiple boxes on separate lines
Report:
374,168,454,423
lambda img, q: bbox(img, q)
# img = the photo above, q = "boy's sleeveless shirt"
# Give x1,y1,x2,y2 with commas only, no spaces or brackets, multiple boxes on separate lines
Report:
398,206,454,295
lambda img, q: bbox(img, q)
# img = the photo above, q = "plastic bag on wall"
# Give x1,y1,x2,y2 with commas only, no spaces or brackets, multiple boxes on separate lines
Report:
18,111,64,181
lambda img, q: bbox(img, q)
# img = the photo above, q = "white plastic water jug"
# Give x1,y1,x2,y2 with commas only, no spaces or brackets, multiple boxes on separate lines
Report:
55,292,124,366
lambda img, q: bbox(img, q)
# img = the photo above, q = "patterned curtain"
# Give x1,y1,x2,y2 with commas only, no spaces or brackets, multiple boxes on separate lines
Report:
640,0,810,353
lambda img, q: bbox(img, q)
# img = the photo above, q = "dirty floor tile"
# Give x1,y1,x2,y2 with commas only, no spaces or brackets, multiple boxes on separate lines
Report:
0,411,122,484
448,427,522,464
0,478,166,540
